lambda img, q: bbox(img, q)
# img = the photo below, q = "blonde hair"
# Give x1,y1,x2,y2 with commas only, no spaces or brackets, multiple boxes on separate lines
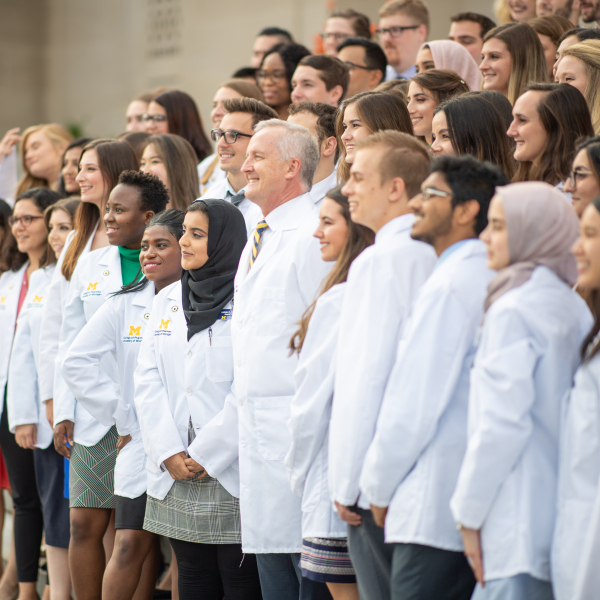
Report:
494,0,513,24
17,124,73,196
563,40,600,134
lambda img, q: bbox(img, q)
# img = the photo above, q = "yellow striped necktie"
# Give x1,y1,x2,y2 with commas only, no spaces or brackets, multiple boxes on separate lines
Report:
250,219,268,268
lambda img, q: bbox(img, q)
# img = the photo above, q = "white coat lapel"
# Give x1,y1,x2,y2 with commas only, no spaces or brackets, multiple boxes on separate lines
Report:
242,228,283,284
99,246,124,295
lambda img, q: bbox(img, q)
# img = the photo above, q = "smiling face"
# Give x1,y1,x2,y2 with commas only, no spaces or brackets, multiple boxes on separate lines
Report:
480,194,510,270
555,55,588,98
291,65,341,106
48,208,74,258
180,210,210,270
508,0,537,20
449,20,484,64
259,52,291,110
338,45,382,96
11,199,48,257
61,146,84,194
144,101,169,134
430,111,455,157
104,183,154,248
210,86,243,129
313,197,349,261
406,82,437,142
217,112,255,175
378,13,426,73
573,203,600,289
139,224,182,292
565,149,600,218
480,38,512,97
24,130,63,183
580,0,600,23
507,90,548,165
340,103,372,164
126,100,148,132
140,144,169,190
415,46,435,74
76,149,108,209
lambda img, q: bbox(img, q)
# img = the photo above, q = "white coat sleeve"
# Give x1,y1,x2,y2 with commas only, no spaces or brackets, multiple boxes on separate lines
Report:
450,308,538,529
360,290,473,506
285,297,339,497
133,314,185,469
0,149,18,207
61,302,136,435
7,308,40,430
187,381,240,477
53,261,85,425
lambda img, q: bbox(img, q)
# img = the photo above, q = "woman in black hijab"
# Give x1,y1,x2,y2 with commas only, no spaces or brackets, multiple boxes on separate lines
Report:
137,200,262,600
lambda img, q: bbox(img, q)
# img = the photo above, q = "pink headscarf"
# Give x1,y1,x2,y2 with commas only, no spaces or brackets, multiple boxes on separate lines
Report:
484,182,579,311
420,40,482,92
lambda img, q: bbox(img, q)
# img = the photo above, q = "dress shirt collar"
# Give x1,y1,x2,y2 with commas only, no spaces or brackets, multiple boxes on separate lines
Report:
308,170,337,205
375,213,415,245
263,192,313,233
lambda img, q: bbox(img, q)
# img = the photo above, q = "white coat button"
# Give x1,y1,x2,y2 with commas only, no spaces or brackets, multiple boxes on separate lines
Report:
144,313,150,320
171,305,178,312
103,270,109,276
186,352,192,358
8,284,13,289
186,389,192,395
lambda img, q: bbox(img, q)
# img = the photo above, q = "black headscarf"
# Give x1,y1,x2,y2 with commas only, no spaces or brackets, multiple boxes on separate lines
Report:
181,199,247,340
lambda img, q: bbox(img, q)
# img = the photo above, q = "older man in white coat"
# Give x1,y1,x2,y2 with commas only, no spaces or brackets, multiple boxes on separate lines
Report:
360,155,508,600
232,119,332,600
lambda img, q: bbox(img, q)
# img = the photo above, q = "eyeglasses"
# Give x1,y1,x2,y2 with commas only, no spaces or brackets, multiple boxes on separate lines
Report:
375,25,420,38
568,168,592,186
8,215,43,228
142,114,168,123
256,69,286,83
211,129,253,144
421,187,452,201
343,61,376,73
321,32,350,41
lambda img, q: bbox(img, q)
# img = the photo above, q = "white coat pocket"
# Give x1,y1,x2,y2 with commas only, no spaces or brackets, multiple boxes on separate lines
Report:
206,338,234,383
254,287,286,337
254,396,293,461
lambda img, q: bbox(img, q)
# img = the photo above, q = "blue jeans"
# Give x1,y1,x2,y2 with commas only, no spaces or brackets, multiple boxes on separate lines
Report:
256,553,332,600
471,574,554,600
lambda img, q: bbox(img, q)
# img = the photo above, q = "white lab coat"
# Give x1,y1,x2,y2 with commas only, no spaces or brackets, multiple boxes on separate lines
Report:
552,350,600,600
134,280,240,501
198,152,226,196
38,224,98,404
329,214,437,509
62,282,155,498
285,283,347,539
0,263,28,405
55,245,123,446
307,170,337,210
360,240,493,550
232,192,331,553
7,265,56,448
450,266,592,582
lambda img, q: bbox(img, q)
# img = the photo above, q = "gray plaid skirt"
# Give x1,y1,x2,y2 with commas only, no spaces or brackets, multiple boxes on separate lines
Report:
143,420,241,544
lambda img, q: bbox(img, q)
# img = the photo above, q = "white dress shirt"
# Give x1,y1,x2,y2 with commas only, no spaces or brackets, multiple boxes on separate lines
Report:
198,152,226,196
360,240,493,550
329,213,436,510
232,192,331,553
308,170,338,210
286,283,347,539
450,266,592,582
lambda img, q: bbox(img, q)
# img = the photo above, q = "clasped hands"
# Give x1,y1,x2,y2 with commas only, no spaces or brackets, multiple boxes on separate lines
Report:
163,451,208,481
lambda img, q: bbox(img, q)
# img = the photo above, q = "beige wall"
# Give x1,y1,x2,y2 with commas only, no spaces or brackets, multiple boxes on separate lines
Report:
1,0,495,139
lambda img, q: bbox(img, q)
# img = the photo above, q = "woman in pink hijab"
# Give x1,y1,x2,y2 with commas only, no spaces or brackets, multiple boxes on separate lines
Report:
416,40,482,92
450,182,592,600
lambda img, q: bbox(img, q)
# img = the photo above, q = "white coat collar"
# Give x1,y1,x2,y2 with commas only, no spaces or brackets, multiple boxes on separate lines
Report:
375,213,415,245
166,280,182,302
308,170,337,206
131,280,155,308
436,238,486,270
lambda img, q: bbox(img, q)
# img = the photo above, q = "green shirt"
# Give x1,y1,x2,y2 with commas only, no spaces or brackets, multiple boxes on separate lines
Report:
118,246,142,286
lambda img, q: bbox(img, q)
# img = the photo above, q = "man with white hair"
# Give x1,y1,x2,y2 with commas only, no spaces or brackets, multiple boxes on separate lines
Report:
232,120,332,600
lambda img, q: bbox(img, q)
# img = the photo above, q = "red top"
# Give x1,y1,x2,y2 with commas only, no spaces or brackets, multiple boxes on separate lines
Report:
16,270,28,321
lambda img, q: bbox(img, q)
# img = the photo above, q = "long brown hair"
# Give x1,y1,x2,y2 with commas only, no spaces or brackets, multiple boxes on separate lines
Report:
336,92,414,184
411,69,470,104
61,139,138,281
289,185,374,353
42,197,80,269
513,83,594,185
142,134,199,210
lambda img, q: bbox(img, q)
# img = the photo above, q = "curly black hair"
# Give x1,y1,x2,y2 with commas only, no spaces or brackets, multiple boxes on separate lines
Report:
117,170,170,214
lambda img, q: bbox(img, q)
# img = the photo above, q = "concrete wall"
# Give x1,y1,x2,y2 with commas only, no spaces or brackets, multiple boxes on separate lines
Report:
0,0,495,139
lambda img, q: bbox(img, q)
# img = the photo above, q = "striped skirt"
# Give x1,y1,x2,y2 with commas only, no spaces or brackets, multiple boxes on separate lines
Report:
301,537,357,584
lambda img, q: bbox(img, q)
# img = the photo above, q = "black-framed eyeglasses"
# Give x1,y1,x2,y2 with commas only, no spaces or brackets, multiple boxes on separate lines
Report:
142,114,168,123
375,25,420,38
256,70,286,83
568,168,592,186
8,215,43,228
211,129,253,144
321,32,350,41
343,61,376,73
421,187,452,201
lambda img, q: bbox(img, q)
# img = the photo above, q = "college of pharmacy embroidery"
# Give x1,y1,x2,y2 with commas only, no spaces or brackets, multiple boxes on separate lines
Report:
219,308,232,321
123,324,143,343
155,318,172,336
83,282,101,297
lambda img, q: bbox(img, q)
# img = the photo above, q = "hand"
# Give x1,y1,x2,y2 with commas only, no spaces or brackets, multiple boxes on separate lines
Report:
116,434,131,455
53,420,75,459
45,399,54,429
460,526,485,587
335,501,362,526
0,128,21,159
15,424,37,449
370,504,388,528
184,456,208,479
163,452,193,480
